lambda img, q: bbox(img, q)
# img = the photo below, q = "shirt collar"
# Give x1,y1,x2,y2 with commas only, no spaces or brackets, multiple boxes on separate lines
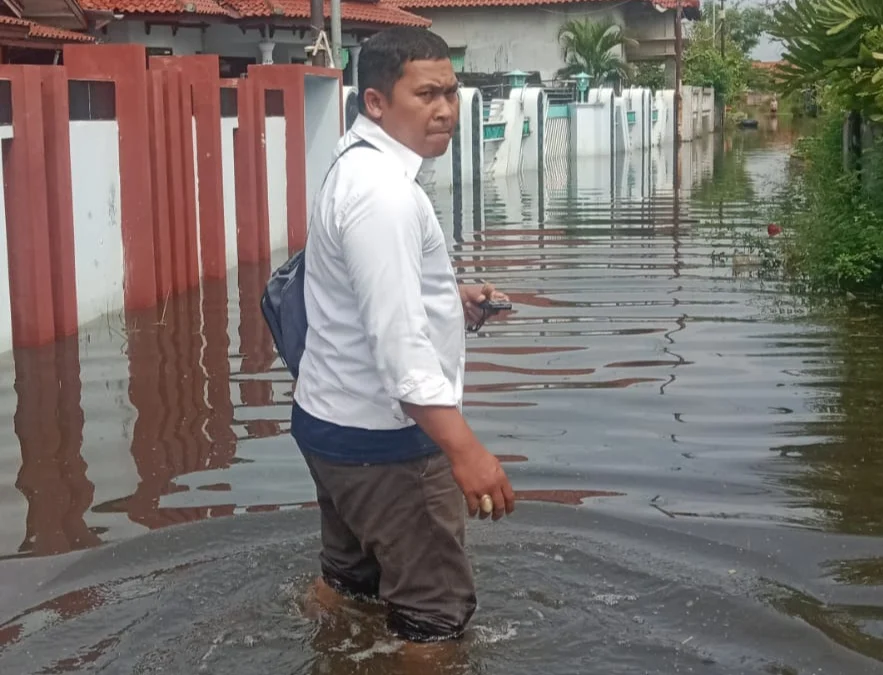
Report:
347,114,424,182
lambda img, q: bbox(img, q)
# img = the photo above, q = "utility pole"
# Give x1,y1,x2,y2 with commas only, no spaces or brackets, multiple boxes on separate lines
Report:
310,0,326,66
720,0,725,59
331,0,342,69
674,0,682,151
673,0,683,222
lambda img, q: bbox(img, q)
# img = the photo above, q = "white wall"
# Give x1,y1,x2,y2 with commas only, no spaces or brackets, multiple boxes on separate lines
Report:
69,121,125,328
304,76,342,220
421,3,624,79
221,117,239,268
624,88,653,151
520,87,547,173
488,97,525,177
570,88,615,158
458,87,483,185
0,125,12,354
265,117,288,253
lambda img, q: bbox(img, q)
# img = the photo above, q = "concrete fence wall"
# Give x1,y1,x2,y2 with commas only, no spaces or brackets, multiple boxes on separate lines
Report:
0,47,342,354
0,122,10,352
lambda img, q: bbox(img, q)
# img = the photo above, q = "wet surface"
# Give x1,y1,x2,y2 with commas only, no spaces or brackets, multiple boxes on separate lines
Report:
4,118,883,672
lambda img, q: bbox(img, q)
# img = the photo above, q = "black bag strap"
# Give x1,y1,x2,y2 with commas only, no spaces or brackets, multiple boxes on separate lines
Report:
303,139,377,263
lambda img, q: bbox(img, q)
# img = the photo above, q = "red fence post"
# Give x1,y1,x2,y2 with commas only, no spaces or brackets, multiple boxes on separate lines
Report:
63,44,157,311
147,69,174,302
152,55,227,280
0,66,56,347
40,67,78,339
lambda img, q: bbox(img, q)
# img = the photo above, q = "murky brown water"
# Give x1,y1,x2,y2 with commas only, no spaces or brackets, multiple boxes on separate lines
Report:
3,118,883,673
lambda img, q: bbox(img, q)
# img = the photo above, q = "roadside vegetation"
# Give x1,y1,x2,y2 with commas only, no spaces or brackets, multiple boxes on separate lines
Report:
769,0,883,296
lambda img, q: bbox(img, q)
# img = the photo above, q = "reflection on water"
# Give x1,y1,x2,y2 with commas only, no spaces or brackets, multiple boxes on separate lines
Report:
3,117,883,672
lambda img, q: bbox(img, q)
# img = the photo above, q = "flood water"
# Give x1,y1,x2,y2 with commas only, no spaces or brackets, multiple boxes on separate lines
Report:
4,118,883,674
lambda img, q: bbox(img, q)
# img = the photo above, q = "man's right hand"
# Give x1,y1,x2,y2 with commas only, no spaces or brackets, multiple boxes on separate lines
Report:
399,402,515,522
450,446,516,521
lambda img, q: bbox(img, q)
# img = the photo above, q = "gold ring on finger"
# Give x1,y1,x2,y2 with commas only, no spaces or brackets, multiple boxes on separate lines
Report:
480,494,493,514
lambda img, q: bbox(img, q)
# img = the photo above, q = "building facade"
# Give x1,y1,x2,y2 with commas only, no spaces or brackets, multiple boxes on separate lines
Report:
393,0,700,81
78,0,429,79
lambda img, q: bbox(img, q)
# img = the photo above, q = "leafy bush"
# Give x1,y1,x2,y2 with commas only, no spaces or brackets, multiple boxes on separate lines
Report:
777,114,883,295
629,62,666,91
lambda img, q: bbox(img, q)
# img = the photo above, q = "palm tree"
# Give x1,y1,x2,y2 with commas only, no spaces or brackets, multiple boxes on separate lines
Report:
556,17,637,85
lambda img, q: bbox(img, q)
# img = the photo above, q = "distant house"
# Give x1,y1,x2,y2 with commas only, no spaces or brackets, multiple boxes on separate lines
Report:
392,0,700,81
76,0,430,79
1,0,95,63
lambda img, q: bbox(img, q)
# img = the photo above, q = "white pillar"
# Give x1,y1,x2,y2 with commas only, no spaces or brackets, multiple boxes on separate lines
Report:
350,44,361,89
259,39,275,65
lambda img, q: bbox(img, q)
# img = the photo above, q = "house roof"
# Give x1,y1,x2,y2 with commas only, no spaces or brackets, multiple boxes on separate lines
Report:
78,0,432,26
78,0,231,15
17,0,88,30
392,0,698,10
0,13,95,41
230,0,432,26
1,0,23,17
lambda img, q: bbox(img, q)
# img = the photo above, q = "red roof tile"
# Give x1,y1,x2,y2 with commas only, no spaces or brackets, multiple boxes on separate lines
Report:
79,0,430,24
0,13,29,26
28,21,95,40
394,0,696,8
78,0,233,15
227,0,431,25
0,14,95,41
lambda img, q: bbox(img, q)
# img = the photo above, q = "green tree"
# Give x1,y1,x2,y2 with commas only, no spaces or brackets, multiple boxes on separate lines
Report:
723,1,773,54
682,0,772,103
556,17,636,85
683,17,750,103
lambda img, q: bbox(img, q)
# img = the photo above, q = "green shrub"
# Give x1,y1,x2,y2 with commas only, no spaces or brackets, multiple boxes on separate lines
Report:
778,114,883,296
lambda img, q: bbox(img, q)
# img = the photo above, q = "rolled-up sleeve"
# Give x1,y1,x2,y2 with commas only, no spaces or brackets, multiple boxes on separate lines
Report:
338,177,458,410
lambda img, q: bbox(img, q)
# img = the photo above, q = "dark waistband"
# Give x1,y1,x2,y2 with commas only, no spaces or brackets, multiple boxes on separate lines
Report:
290,403,440,465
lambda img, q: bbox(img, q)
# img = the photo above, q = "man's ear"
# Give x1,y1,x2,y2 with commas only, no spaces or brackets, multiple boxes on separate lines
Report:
362,88,385,122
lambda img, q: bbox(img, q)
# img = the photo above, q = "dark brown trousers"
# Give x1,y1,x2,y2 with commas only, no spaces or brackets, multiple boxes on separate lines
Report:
302,450,477,642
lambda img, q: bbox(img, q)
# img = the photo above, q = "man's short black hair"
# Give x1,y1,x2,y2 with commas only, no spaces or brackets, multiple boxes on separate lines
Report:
357,27,450,113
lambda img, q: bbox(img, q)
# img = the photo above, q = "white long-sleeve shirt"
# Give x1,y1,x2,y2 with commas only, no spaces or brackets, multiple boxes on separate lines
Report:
293,114,466,431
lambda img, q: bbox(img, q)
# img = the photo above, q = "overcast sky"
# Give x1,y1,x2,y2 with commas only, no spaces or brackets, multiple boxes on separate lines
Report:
716,0,785,61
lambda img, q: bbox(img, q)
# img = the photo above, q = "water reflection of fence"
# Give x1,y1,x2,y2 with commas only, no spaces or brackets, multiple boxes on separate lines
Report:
4,261,287,557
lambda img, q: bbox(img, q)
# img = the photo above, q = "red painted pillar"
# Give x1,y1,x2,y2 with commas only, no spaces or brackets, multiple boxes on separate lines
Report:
0,66,56,347
40,67,78,339
152,55,227,280
249,65,306,255
63,44,157,311
160,68,197,293
147,69,174,301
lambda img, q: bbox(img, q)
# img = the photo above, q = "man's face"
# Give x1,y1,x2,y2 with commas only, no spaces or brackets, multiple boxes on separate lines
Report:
364,58,460,159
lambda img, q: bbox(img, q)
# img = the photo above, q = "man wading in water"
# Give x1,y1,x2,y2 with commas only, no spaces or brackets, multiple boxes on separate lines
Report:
291,26,515,646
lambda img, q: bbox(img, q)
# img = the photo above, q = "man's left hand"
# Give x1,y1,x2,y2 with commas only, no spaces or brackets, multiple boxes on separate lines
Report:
459,282,509,327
